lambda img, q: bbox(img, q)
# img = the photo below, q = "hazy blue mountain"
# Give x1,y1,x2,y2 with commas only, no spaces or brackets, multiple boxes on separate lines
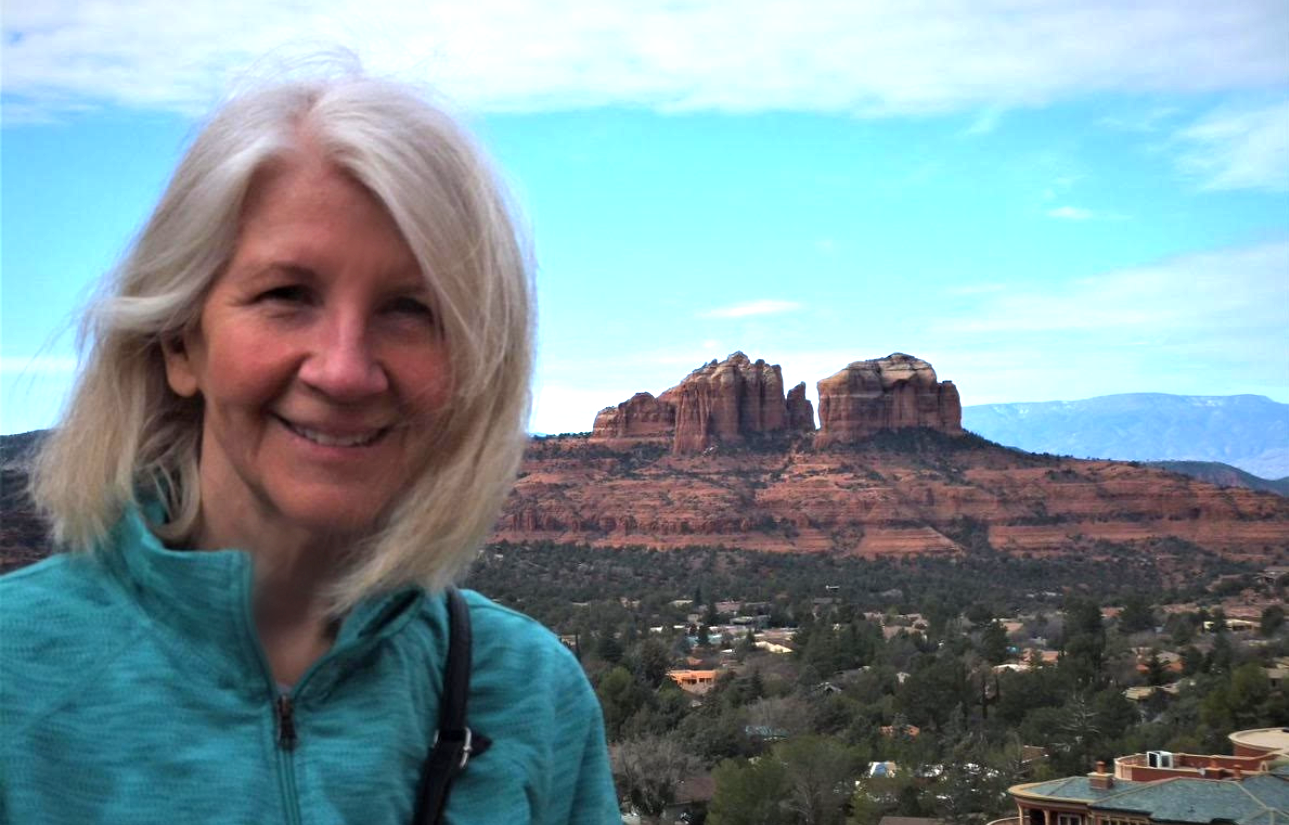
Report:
962,393,1289,479
1144,461,1289,495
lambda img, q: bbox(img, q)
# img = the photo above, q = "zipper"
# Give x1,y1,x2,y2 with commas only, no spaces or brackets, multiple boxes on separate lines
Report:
274,692,303,825
276,694,298,750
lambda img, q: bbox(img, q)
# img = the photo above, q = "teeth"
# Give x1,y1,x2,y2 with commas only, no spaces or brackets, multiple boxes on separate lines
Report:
286,421,384,447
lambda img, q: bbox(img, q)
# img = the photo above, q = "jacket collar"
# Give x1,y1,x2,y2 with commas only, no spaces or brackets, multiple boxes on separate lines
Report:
98,503,427,697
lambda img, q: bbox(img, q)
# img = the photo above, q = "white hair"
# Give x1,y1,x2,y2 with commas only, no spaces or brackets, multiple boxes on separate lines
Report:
32,71,534,615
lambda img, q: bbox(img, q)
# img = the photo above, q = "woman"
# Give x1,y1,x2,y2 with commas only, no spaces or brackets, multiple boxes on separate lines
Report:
1,72,619,823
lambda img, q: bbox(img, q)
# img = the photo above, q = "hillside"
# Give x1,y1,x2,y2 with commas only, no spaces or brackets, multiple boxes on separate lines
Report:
962,393,1289,478
498,429,1289,571
1145,461,1289,496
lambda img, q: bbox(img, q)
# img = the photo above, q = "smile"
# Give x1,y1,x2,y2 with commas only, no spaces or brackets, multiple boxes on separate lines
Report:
276,416,388,448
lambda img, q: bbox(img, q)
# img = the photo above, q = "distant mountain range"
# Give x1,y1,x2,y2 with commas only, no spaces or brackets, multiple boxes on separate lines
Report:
962,394,1289,480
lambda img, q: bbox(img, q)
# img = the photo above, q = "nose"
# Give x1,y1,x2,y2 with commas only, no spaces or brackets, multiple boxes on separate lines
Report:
298,312,389,401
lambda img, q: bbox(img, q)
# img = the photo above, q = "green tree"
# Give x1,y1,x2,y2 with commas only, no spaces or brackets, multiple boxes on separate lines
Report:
1117,594,1155,634
1260,604,1285,637
979,620,1009,665
632,636,673,689
1061,597,1106,688
1144,649,1169,686
897,655,968,732
597,666,648,741
597,632,625,665
777,735,858,825
709,756,789,825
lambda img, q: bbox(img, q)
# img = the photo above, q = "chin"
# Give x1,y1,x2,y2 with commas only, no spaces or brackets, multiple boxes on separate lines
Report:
277,492,395,541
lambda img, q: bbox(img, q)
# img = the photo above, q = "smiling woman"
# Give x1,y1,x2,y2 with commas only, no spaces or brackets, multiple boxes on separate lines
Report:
0,69,618,824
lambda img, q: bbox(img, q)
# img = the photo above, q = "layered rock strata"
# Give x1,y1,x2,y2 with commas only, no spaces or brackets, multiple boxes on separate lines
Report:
786,383,815,431
591,352,805,453
816,353,962,447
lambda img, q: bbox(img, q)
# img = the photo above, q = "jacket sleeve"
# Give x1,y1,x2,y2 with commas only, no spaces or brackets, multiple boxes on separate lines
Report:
549,657,618,825
563,667,621,825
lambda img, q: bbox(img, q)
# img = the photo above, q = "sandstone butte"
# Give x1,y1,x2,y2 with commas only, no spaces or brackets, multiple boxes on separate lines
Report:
591,351,961,454
496,353,1289,571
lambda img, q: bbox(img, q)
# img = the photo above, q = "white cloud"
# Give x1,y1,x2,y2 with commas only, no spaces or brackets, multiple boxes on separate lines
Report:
942,241,1289,337
698,300,803,319
963,105,1006,136
1175,99,1289,192
1045,205,1128,221
4,1,1288,118
1046,206,1095,220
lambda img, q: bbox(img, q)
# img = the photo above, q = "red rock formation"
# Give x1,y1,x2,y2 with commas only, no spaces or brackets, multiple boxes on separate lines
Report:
671,352,792,452
591,392,675,443
816,353,963,446
786,382,815,432
493,436,1289,568
589,352,798,453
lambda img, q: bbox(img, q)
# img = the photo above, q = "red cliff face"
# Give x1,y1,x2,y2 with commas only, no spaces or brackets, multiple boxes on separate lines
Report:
786,382,815,431
496,436,1289,569
673,352,790,452
590,352,808,453
816,353,963,447
591,392,676,442
589,351,961,453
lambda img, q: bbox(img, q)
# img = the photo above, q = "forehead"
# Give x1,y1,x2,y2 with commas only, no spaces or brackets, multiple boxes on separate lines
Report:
234,148,421,278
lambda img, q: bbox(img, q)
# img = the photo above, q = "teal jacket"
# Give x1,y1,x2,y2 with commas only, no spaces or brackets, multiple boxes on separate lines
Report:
0,507,620,824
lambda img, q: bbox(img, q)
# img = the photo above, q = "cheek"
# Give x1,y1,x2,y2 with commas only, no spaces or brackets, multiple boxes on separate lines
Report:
201,328,296,412
399,349,454,414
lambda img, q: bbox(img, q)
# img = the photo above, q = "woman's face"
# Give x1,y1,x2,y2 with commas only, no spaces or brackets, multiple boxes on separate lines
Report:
163,147,450,546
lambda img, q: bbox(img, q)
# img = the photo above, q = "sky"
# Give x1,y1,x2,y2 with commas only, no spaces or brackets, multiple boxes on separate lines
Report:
2,1,1288,436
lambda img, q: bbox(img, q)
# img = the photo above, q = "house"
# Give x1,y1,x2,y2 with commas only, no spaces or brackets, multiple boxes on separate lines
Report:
667,669,719,695
878,817,943,825
993,728,1289,825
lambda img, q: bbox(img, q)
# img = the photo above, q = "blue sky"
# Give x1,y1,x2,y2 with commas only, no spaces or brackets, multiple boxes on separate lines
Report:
3,2,1288,436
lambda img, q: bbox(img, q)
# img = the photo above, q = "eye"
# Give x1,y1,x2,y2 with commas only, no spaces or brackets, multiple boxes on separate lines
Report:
385,296,435,321
258,284,313,304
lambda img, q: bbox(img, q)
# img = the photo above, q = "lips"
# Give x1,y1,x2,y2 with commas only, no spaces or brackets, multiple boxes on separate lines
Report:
274,414,388,448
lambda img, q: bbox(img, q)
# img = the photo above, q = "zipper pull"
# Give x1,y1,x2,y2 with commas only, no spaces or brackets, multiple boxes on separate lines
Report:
275,694,298,751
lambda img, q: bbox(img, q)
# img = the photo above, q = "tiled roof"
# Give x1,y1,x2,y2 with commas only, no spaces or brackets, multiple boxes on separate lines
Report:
1088,776,1289,824
1238,775,1289,814
1015,777,1142,802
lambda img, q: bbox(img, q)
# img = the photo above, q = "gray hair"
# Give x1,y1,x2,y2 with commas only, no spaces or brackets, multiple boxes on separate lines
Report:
31,72,534,615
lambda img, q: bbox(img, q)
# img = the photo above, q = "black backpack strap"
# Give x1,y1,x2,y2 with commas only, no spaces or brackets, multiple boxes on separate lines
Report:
415,587,491,824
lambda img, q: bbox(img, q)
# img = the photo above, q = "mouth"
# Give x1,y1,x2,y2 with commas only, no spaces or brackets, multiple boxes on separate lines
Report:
274,415,389,448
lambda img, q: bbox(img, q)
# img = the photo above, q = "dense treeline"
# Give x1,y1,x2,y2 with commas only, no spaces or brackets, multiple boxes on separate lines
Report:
465,542,1287,825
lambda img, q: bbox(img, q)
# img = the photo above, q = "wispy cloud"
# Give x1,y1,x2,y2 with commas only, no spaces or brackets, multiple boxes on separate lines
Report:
699,300,803,319
1175,99,1289,192
4,1,1288,119
963,105,1006,136
1046,206,1095,220
0,355,79,375
942,241,1289,336
1045,205,1127,221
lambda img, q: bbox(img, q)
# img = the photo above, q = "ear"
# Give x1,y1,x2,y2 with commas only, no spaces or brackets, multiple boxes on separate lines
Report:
161,334,201,398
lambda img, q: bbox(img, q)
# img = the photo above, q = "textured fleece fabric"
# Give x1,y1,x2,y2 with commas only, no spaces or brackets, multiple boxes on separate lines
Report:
0,507,620,824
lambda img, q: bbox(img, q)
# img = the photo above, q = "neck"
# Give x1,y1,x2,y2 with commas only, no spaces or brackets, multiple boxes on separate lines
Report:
189,506,355,685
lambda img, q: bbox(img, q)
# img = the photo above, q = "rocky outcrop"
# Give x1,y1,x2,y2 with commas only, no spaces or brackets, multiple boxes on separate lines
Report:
591,392,676,442
673,352,790,452
590,351,963,453
590,352,808,453
817,353,962,447
786,382,815,431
